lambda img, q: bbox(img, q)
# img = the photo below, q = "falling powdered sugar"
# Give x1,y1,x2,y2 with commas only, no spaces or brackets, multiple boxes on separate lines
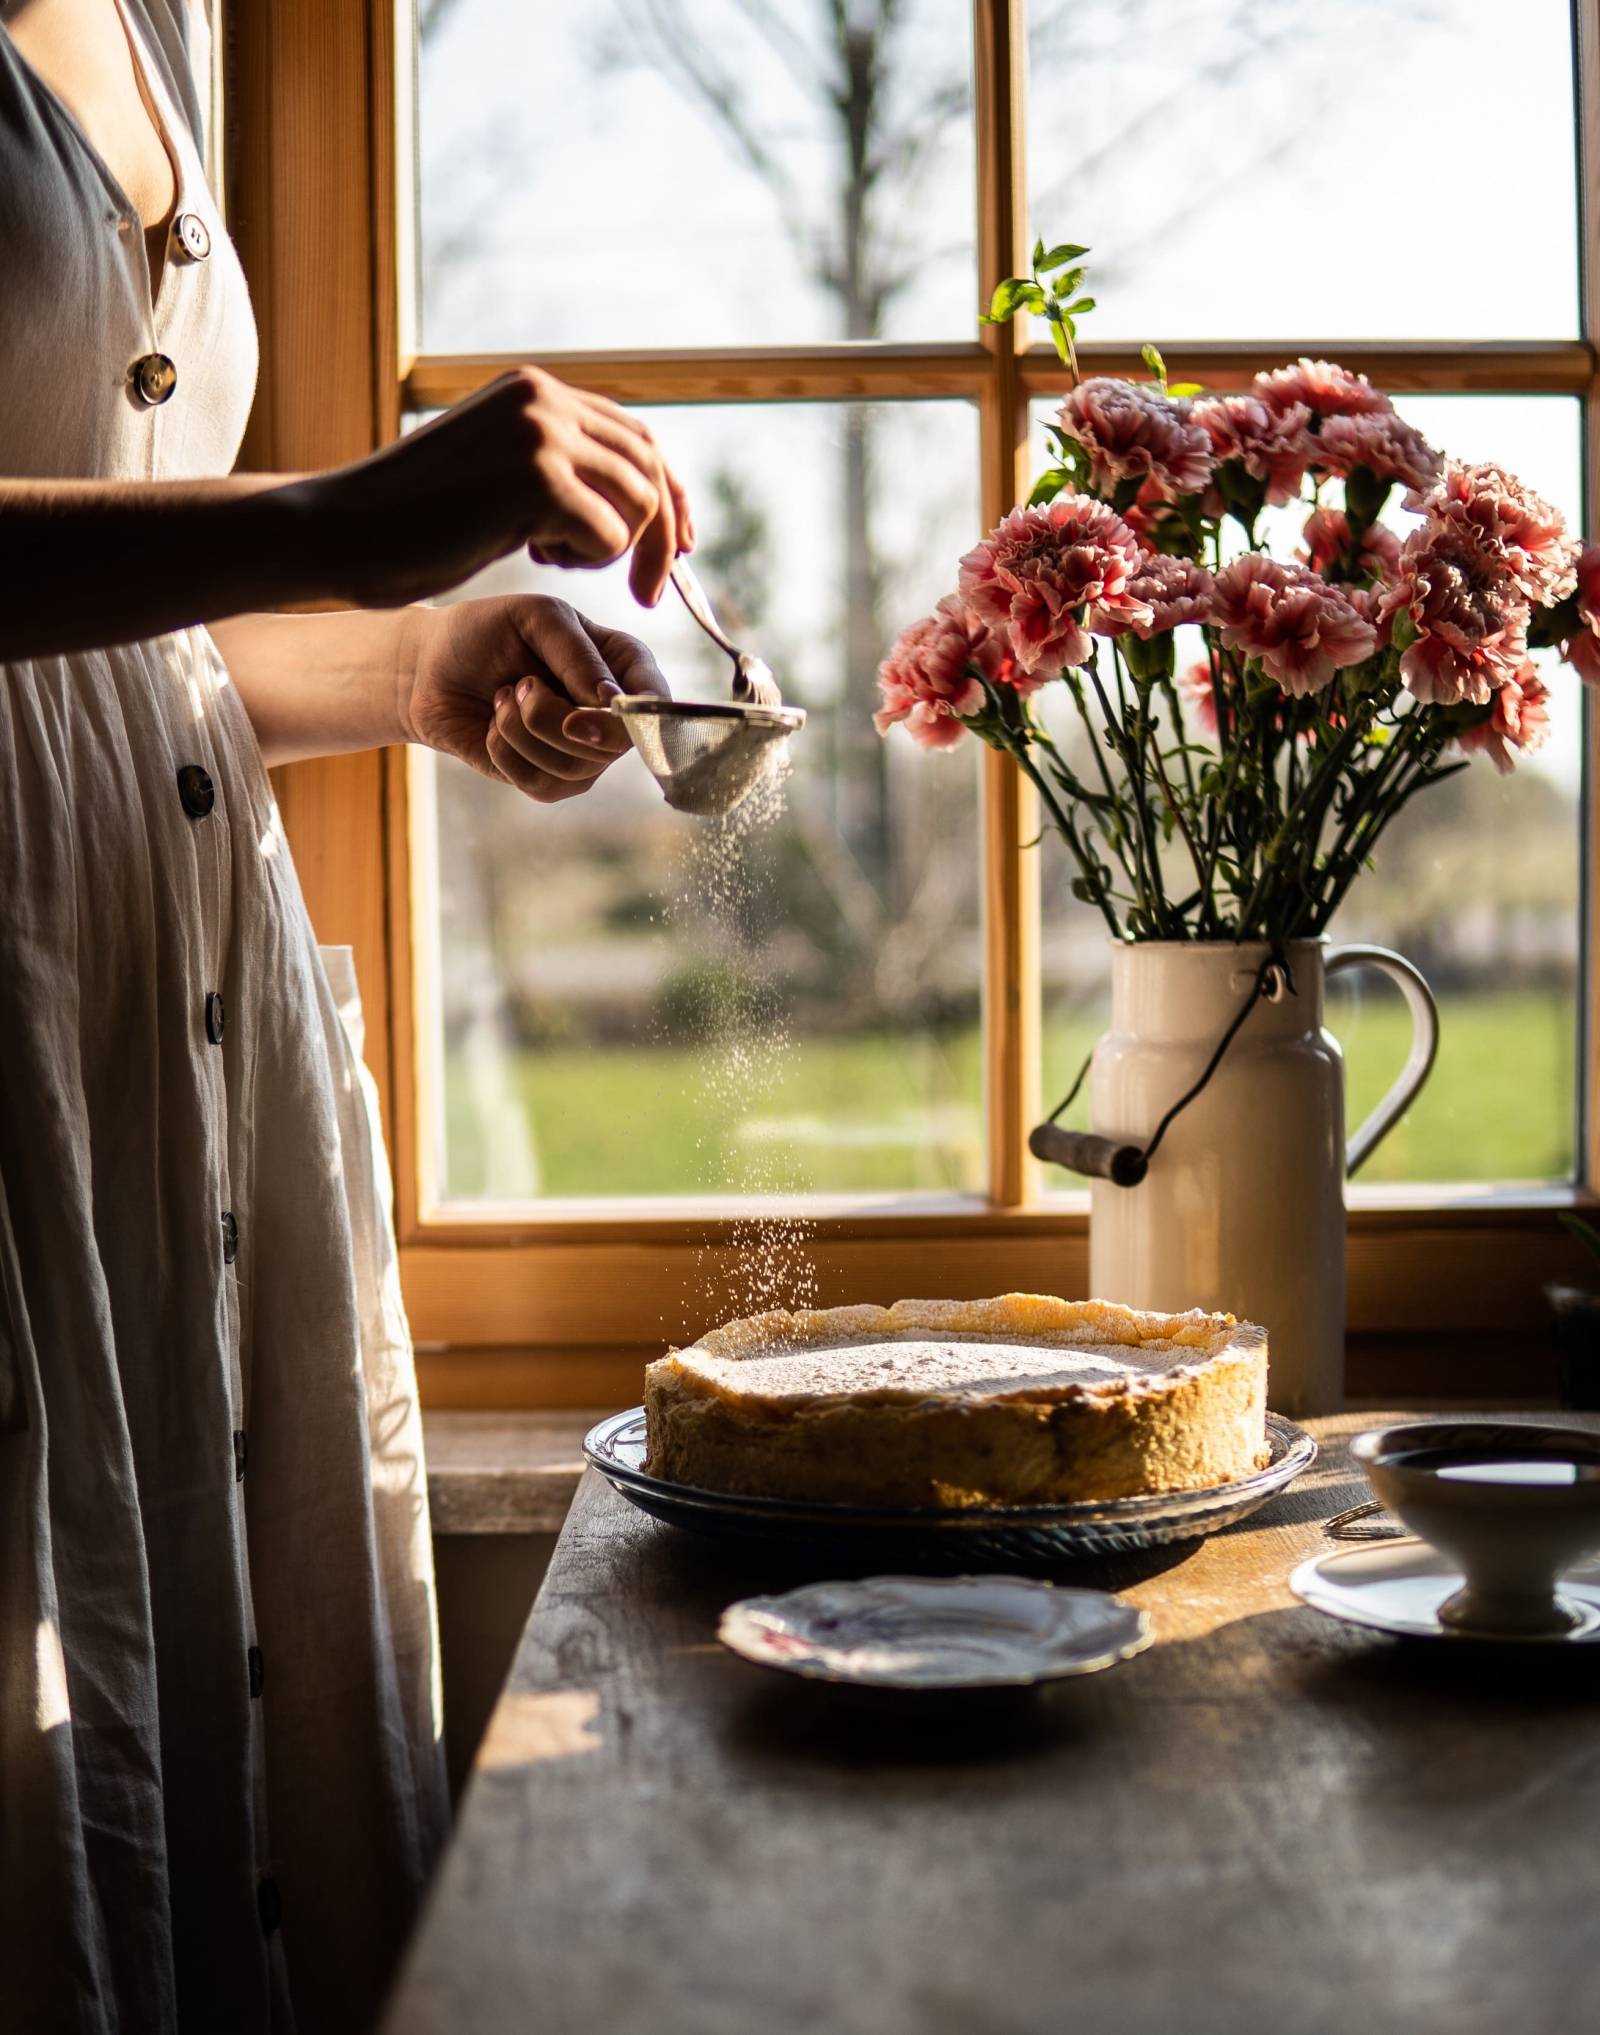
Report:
664,751,817,1325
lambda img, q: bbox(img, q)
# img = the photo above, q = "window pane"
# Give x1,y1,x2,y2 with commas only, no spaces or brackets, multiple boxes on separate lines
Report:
1036,394,1582,1187
414,401,984,1202
417,1,978,352
1028,0,1578,341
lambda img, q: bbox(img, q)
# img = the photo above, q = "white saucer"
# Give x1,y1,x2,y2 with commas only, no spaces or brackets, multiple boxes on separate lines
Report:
718,1575,1152,1689
1291,1539,1600,1644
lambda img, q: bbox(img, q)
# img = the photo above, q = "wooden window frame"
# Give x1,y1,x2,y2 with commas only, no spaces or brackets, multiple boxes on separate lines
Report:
227,0,1600,1406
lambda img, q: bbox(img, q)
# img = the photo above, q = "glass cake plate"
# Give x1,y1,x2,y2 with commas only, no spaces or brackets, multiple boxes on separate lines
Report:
583,1408,1316,1566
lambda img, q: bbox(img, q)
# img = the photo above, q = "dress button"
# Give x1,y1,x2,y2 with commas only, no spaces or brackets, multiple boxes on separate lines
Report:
131,352,177,405
173,210,211,262
257,1877,282,1937
204,991,225,1045
176,763,215,819
221,1209,239,1263
248,1646,264,1698
233,1429,248,1481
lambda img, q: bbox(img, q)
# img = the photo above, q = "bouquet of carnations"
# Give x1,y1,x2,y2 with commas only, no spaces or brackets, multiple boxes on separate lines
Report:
875,242,1600,943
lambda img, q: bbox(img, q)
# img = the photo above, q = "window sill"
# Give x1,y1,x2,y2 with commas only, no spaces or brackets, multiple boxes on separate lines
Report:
424,1410,596,1535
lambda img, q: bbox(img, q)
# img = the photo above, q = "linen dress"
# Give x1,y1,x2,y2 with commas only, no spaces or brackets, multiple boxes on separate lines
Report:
0,4,449,2030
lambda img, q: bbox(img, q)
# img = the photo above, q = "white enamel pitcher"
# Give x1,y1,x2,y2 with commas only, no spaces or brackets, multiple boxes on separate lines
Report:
1039,940,1438,1418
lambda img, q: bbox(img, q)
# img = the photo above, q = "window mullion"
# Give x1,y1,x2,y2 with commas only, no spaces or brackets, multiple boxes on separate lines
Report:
973,0,1039,1210
1577,0,1600,1197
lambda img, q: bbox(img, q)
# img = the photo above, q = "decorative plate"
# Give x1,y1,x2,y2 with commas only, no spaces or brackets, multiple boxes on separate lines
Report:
1291,1540,1600,1644
718,1574,1151,1689
583,1408,1315,1566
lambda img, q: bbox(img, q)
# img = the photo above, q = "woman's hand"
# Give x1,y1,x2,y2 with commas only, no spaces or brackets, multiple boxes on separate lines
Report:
295,369,694,611
403,595,667,803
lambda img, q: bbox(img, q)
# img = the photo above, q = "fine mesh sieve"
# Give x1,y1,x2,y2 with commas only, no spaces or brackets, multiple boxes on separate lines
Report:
612,696,806,817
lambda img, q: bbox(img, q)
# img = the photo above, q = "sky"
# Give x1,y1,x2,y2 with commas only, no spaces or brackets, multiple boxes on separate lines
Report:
419,0,1579,350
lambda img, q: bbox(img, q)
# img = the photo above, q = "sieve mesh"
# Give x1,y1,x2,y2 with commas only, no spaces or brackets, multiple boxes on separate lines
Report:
612,697,806,817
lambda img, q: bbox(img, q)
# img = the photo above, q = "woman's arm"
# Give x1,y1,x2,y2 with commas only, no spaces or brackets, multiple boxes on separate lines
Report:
0,369,694,665
215,595,668,804
0,475,319,662
209,608,417,767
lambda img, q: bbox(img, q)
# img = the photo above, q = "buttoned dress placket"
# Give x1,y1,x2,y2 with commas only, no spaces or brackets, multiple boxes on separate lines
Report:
116,19,283,1975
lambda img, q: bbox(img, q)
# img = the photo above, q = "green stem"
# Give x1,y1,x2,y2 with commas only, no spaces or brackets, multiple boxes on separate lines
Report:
1300,720,1449,936
1195,731,1247,937
1066,666,1145,904
1234,696,1372,938
1160,676,1199,806
1312,757,1467,932
1145,719,1209,917
1091,655,1169,931
1004,730,1122,938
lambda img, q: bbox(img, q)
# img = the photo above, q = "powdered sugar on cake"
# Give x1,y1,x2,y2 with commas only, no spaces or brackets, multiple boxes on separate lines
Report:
678,1331,1211,1406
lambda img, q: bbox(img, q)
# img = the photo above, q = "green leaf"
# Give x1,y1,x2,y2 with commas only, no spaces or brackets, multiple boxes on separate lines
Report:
1037,241,1090,271
1065,296,1096,315
981,276,1043,324
1167,381,1205,398
1141,343,1168,388
1028,467,1070,507
1032,236,1046,269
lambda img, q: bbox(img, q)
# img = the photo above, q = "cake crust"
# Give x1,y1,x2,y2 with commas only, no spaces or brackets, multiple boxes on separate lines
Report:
644,1294,1269,1508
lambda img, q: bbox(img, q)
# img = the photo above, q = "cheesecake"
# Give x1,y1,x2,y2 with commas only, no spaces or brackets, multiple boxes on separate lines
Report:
643,1293,1269,1508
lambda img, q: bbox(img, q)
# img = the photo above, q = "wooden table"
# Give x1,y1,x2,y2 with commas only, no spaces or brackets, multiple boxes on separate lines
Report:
384,1412,1600,2035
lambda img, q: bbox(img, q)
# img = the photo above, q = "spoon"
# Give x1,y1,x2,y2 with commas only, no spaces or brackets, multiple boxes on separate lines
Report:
669,558,783,708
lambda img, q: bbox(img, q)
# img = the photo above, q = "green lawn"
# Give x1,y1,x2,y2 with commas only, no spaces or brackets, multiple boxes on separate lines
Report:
443,988,1575,1200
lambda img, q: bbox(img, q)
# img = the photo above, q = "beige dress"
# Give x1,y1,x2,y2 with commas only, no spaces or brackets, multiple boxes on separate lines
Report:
0,4,449,2030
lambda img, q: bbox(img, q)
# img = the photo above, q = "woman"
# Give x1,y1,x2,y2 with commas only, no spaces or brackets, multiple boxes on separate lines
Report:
0,2,690,2029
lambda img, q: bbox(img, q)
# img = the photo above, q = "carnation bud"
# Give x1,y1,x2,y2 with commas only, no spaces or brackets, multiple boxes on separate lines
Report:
1343,463,1391,538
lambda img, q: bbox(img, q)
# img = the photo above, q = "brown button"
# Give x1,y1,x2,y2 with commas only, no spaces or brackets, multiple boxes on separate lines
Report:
204,991,225,1045
132,352,177,406
177,763,215,819
173,210,211,262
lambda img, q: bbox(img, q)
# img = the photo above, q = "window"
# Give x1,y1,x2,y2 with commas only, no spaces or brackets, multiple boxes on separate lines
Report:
230,0,1599,1400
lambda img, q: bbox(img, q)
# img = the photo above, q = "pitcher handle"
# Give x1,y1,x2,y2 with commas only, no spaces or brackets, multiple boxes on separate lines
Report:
1325,944,1440,1178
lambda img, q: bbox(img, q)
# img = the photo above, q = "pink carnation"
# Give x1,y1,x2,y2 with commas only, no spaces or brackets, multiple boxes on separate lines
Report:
1119,474,1175,543
1313,411,1440,496
1253,358,1392,422
1407,460,1578,604
1211,553,1378,696
1177,658,1219,737
1300,508,1401,582
1562,544,1600,685
1455,661,1552,775
874,596,1009,750
1056,378,1214,500
1377,524,1530,706
1117,552,1214,638
1193,394,1314,506
958,493,1149,677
